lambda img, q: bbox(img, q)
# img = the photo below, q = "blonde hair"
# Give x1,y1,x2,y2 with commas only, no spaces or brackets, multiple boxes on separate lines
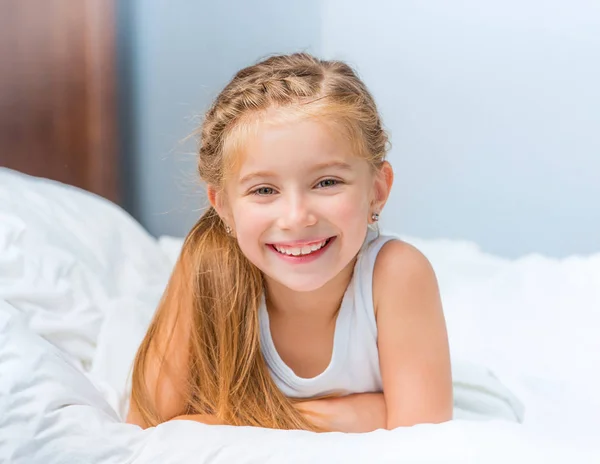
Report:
130,52,389,430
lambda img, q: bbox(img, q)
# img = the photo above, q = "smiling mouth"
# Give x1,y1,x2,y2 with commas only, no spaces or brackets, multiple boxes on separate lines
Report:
269,237,334,257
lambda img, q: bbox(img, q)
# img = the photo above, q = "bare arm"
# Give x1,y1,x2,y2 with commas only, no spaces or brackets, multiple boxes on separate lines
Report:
296,393,387,433
170,414,225,425
374,241,453,429
168,395,385,432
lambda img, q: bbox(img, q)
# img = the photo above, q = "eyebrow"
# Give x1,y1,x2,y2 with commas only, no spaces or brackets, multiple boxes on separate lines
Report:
238,160,354,185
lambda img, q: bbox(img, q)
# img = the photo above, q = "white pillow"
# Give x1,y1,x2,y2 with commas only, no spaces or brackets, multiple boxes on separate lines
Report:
0,302,141,463
0,168,171,370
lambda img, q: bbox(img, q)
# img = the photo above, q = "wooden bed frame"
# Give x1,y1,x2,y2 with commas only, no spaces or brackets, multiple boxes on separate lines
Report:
0,0,119,204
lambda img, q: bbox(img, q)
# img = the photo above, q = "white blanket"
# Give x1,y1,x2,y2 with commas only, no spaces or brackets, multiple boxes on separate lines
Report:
1,167,599,463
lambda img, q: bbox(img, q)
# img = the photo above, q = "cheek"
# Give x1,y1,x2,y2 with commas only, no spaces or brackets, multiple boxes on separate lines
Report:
327,188,370,222
230,203,268,248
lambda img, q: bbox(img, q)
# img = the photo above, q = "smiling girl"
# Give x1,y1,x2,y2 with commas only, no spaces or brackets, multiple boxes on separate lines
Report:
126,52,452,432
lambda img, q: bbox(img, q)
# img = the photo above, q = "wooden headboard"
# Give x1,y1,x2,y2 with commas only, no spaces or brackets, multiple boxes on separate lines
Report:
0,0,119,204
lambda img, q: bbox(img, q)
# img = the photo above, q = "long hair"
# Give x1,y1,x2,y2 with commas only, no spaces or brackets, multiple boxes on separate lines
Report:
130,52,389,430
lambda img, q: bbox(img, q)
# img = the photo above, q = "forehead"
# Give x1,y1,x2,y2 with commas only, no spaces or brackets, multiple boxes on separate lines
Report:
250,118,344,158
226,114,358,181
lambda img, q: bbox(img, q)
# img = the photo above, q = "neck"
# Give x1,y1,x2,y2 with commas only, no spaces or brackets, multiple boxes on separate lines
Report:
264,258,356,323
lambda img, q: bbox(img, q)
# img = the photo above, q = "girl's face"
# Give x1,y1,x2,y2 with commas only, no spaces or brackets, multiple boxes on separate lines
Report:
215,117,387,293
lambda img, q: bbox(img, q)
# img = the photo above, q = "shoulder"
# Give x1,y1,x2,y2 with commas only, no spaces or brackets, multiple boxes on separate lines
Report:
372,239,440,318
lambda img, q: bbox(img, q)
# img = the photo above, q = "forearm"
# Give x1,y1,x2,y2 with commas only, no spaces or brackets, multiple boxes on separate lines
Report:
170,394,388,433
170,414,225,425
297,393,387,433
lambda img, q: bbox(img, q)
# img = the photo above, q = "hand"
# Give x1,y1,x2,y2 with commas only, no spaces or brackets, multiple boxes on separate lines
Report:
296,393,387,433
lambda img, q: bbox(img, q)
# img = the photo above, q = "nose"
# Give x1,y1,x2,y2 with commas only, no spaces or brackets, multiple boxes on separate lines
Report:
277,191,317,230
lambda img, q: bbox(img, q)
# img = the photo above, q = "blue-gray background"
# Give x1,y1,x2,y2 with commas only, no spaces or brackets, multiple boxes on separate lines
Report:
117,0,600,258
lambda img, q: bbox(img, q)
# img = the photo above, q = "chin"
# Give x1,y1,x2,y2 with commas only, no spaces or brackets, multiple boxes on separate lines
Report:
272,274,333,293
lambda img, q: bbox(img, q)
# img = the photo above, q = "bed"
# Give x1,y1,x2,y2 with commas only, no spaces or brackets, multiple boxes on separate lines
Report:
1,167,599,463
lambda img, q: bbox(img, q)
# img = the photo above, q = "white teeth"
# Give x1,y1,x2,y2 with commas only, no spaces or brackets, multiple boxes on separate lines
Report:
274,239,328,256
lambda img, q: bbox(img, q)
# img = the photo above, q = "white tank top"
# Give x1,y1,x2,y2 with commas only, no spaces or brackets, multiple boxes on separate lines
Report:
259,230,398,399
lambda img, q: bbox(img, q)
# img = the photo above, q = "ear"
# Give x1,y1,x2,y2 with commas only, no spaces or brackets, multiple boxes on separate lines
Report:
207,184,233,227
371,161,394,213
206,184,220,211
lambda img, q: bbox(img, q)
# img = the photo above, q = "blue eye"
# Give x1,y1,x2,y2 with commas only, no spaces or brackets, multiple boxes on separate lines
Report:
253,186,275,196
316,179,339,188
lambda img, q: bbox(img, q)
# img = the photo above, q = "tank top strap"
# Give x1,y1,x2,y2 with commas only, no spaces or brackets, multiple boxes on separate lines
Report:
353,228,401,338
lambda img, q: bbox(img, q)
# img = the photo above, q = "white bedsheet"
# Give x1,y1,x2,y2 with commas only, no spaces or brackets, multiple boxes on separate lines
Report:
1,167,599,463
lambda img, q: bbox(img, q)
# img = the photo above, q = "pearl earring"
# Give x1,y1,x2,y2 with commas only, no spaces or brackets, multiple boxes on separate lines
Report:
371,212,380,222
224,225,232,234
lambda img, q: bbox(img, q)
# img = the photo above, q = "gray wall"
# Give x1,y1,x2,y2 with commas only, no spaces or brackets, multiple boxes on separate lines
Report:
322,0,600,258
118,0,321,238
119,1,599,258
